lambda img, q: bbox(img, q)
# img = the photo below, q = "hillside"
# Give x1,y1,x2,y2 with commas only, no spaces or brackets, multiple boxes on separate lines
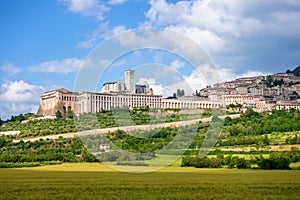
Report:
287,65,300,76
0,108,299,169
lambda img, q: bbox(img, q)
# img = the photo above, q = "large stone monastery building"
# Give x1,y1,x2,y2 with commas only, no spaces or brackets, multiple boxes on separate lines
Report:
37,70,221,116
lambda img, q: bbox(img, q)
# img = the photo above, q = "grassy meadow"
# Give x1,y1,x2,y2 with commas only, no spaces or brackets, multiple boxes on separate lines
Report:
0,163,299,199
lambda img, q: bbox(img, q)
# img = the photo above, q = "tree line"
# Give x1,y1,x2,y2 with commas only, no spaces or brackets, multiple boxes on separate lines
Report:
181,149,300,170
0,136,96,164
224,109,300,137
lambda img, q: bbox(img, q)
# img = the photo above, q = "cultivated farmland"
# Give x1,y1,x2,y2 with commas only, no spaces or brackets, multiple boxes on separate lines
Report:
0,163,299,199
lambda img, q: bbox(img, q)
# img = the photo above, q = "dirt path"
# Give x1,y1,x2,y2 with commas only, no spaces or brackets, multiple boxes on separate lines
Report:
12,114,240,143
12,117,209,143
219,144,300,152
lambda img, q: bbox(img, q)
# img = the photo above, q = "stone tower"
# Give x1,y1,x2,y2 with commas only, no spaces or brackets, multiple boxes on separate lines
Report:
125,70,136,94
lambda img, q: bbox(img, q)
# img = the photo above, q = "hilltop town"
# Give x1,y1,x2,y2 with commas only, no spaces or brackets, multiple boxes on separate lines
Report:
199,65,300,111
37,66,300,116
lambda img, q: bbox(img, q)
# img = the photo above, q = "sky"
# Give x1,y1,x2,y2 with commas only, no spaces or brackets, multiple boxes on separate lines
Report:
0,0,300,120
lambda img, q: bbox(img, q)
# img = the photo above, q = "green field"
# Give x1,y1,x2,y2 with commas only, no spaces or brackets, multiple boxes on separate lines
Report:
0,163,299,199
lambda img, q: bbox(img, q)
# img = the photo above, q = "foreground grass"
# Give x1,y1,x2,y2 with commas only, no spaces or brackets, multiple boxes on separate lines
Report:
0,163,299,199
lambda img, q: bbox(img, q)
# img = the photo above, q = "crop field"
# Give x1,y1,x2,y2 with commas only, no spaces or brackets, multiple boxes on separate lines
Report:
0,163,299,199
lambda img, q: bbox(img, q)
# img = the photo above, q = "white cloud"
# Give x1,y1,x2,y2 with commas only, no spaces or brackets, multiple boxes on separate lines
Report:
0,81,55,120
30,58,83,74
151,83,168,96
180,66,269,93
83,58,110,70
77,0,298,54
169,60,184,70
136,66,203,97
112,28,214,63
139,75,196,97
146,0,241,36
145,0,300,47
1,64,22,75
139,64,267,96
137,78,168,96
0,80,44,102
0,102,40,120
59,0,299,83
284,0,300,6
137,78,156,85
142,0,300,73
77,24,127,49
110,59,126,69
67,0,96,12
77,40,96,49
108,0,128,5
242,70,266,78
174,65,236,94
166,26,225,53
271,11,300,36
59,0,109,20
77,23,109,49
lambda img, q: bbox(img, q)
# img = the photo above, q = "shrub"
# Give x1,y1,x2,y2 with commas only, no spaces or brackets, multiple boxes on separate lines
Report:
256,156,290,170
181,156,222,168
116,161,148,166
227,157,251,169
0,162,41,168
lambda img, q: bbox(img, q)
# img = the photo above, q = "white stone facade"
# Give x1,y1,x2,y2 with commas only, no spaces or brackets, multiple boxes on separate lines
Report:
37,89,224,116
102,81,125,93
162,96,220,109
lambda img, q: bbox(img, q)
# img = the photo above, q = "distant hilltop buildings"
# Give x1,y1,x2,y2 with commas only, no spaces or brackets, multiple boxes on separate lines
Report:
37,67,300,116
200,66,300,111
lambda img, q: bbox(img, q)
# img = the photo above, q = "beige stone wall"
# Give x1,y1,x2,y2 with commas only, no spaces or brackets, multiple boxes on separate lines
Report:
37,89,77,116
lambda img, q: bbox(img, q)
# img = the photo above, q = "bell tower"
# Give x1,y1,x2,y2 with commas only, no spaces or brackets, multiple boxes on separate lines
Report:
125,70,136,94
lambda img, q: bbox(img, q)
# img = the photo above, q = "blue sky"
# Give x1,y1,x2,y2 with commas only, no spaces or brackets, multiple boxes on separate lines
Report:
0,0,300,119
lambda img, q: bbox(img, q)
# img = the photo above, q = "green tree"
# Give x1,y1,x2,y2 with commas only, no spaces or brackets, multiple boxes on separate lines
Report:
241,108,259,118
0,137,5,148
55,111,63,119
176,89,185,97
65,110,74,119
236,158,251,169
291,65,300,76
256,156,290,170
16,114,25,122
